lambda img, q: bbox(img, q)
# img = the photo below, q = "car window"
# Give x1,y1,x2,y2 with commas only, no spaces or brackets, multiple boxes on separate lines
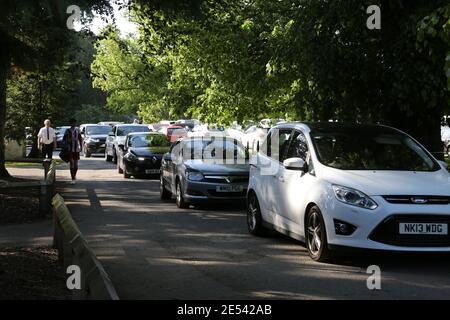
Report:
261,129,292,162
86,126,111,135
181,138,246,160
312,129,439,171
128,134,170,148
286,130,309,160
117,126,150,136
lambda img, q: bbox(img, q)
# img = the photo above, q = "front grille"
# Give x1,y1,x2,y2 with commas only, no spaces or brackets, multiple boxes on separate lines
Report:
140,159,162,167
203,175,249,184
369,214,450,247
383,195,450,205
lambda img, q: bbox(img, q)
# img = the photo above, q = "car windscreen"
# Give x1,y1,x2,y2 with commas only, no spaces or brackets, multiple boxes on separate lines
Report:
128,134,170,148
182,138,246,160
86,126,111,135
311,128,439,171
168,127,185,135
117,126,150,136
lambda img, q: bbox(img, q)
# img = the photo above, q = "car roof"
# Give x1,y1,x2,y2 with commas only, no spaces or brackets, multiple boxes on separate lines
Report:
127,131,165,136
115,123,149,127
273,121,402,134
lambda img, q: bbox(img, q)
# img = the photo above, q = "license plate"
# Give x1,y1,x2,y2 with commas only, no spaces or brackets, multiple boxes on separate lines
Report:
100,144,105,147
145,169,159,174
216,185,243,192
399,223,448,235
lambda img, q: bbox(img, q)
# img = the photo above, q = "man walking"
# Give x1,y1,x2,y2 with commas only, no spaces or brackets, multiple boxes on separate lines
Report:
63,118,83,184
37,119,57,159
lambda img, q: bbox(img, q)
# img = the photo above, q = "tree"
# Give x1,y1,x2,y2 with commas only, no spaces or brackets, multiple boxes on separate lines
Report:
0,0,112,178
93,0,449,155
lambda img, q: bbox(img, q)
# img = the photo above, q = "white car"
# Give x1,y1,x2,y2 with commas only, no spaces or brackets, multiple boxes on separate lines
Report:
241,125,269,155
247,122,450,262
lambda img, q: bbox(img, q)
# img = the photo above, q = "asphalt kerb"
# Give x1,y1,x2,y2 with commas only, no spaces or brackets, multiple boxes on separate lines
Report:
52,193,120,300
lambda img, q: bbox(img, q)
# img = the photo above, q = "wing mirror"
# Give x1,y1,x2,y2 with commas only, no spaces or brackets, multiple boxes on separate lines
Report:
283,157,308,172
163,153,173,162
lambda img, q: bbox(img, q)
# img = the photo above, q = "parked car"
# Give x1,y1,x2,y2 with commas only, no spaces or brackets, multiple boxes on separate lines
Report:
98,121,123,127
105,124,150,163
158,125,188,143
175,119,200,131
55,126,70,149
160,136,249,208
117,132,170,179
81,124,111,157
241,124,269,154
247,122,450,262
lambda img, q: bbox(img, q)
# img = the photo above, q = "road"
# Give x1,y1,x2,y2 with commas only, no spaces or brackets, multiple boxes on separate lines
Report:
58,155,450,299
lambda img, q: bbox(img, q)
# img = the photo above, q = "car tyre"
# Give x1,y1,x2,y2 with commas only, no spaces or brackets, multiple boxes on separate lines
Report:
160,175,172,200
112,148,118,164
123,164,131,179
84,145,91,158
105,149,113,162
247,192,268,236
175,180,189,209
305,206,334,262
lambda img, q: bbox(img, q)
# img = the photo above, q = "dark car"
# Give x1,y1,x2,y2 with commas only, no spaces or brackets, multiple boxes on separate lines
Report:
55,126,70,149
160,136,250,208
105,124,151,163
81,125,111,157
117,132,170,179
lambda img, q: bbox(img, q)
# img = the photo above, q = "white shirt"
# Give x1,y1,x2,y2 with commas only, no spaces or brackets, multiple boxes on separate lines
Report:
38,127,56,145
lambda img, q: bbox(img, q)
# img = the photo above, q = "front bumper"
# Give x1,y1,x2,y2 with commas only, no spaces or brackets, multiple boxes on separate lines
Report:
183,180,248,202
124,158,162,175
324,196,450,252
86,142,106,153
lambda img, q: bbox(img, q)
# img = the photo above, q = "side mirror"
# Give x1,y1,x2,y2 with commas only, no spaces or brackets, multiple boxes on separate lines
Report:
163,153,172,162
283,157,307,172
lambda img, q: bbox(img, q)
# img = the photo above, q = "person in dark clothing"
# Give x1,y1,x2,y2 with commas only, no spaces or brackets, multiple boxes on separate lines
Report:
63,118,83,184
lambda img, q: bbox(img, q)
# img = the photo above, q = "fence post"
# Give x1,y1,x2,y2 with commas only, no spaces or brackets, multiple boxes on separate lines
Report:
38,182,50,217
43,159,51,179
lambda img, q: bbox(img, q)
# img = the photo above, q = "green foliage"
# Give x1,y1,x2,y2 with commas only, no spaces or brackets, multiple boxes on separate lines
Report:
74,104,130,124
91,0,449,152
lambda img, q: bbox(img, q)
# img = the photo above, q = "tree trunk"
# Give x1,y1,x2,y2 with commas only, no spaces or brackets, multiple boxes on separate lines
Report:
0,48,11,178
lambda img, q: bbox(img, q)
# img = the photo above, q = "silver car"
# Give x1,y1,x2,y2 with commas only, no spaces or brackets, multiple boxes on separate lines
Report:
160,136,249,208
105,124,150,164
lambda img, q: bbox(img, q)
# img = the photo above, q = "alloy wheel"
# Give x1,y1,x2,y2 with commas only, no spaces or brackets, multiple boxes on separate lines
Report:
306,211,323,256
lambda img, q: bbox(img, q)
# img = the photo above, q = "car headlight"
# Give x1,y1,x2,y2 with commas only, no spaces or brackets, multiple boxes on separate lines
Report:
187,172,204,181
86,138,99,143
125,152,137,162
332,184,378,210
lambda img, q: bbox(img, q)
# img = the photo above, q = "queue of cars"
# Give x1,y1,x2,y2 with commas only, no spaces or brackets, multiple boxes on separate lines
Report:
62,119,450,262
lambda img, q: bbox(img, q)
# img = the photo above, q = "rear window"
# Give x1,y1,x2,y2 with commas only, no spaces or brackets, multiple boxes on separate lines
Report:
117,126,150,136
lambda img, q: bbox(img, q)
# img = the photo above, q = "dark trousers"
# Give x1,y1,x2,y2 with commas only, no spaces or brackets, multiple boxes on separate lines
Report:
42,143,54,159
